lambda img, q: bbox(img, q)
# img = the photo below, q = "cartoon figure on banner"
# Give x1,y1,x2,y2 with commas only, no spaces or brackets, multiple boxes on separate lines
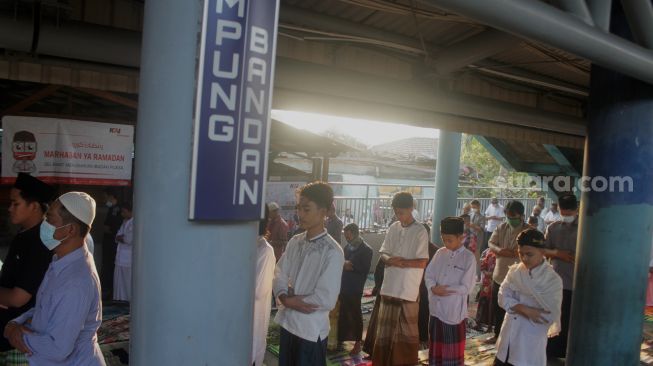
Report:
12,130,37,173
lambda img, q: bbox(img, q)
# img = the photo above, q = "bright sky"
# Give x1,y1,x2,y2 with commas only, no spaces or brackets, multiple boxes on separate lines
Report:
271,110,439,147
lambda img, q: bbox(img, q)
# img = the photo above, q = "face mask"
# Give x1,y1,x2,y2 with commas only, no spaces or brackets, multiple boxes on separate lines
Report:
472,208,479,214
106,201,114,208
561,215,576,224
39,221,70,250
507,217,522,227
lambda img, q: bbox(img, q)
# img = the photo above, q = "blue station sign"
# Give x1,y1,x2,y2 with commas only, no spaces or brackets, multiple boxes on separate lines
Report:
190,0,280,220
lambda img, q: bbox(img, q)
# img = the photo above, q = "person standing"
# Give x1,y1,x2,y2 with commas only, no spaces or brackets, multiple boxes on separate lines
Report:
252,205,275,366
543,203,561,227
326,203,344,245
113,202,133,302
484,198,505,254
0,174,55,362
273,182,344,366
369,192,429,366
5,192,104,365
531,206,546,233
101,188,122,300
267,202,289,262
470,200,486,253
418,223,438,349
485,200,529,344
494,229,563,366
425,217,476,366
337,224,373,356
544,194,579,360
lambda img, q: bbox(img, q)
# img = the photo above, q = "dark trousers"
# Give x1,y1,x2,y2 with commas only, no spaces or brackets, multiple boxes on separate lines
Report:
101,234,117,298
492,281,505,338
279,327,328,366
547,289,572,358
338,294,363,342
482,231,492,253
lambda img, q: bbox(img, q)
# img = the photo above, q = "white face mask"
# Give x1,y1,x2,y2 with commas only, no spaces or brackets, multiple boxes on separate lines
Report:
561,215,576,224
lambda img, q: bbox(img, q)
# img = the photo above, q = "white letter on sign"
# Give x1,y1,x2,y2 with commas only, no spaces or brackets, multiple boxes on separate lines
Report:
247,58,266,85
245,88,264,114
212,51,239,79
240,149,260,174
216,0,245,18
239,180,258,205
208,115,234,142
216,20,241,46
243,118,262,144
210,83,237,111
250,27,268,54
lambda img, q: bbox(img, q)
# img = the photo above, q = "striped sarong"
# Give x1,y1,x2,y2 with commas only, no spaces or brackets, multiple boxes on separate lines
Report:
0,349,28,366
362,295,380,355
371,296,419,366
428,316,465,366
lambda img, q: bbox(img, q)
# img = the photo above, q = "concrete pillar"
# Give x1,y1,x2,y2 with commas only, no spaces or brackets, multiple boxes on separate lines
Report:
566,4,653,365
431,131,462,244
130,1,256,365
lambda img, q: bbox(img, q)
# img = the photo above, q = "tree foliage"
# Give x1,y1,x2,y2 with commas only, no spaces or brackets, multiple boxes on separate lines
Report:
459,135,537,199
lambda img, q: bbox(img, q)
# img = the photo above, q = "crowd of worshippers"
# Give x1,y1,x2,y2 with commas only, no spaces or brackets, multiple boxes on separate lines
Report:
0,173,134,365
255,182,579,366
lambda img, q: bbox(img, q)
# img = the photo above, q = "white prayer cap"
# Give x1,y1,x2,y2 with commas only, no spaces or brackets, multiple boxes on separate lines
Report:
58,192,96,226
268,202,280,211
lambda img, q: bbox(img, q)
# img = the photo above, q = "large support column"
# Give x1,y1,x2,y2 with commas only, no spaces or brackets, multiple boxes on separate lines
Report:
431,131,462,244
130,1,256,365
567,4,653,365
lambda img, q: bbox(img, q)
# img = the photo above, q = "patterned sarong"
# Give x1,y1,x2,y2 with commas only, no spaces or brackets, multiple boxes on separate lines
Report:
0,349,28,366
371,296,419,366
428,316,465,366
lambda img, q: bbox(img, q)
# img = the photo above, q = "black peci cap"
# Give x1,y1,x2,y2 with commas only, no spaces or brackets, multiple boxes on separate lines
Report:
440,216,464,235
14,173,55,203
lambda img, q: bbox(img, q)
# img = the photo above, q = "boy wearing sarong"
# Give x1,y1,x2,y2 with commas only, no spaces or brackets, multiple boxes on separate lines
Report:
494,229,563,366
425,217,476,366
369,192,429,366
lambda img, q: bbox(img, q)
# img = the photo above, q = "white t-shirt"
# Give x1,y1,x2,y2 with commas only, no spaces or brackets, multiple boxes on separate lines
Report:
544,210,561,224
485,204,505,232
379,221,429,301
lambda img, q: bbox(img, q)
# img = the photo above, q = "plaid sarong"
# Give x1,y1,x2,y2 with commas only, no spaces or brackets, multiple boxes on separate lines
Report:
428,316,465,366
0,349,28,366
371,296,419,366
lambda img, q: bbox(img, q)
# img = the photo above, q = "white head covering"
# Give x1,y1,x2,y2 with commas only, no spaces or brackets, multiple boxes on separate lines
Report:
268,202,280,211
58,191,96,226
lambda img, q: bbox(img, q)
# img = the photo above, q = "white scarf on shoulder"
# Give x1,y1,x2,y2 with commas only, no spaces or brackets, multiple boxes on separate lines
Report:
504,261,563,337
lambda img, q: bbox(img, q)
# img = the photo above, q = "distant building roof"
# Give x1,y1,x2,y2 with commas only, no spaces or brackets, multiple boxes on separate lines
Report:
369,137,438,161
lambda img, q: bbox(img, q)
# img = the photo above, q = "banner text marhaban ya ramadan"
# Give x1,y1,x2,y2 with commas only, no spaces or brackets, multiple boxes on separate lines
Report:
43,150,126,162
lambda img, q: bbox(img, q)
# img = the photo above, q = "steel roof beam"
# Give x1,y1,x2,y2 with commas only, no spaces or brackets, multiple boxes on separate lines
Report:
422,0,653,85
588,0,612,32
432,29,520,75
621,0,653,48
554,0,595,25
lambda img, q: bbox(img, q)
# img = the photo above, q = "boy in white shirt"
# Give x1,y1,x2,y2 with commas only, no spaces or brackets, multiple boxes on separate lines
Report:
494,228,563,366
425,217,476,365
273,182,345,366
369,192,429,366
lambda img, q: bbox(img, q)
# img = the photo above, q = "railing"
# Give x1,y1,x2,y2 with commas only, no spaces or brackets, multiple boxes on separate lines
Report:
330,182,550,231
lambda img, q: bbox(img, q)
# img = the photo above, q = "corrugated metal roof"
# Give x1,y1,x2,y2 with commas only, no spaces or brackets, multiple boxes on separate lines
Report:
280,0,590,90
